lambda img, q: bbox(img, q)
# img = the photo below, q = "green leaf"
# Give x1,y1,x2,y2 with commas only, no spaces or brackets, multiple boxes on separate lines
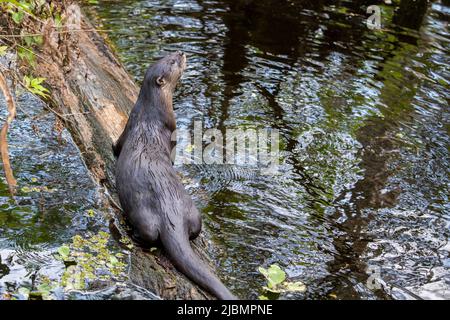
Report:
20,186,32,193
36,283,52,299
262,285,283,293
259,264,306,295
23,75,31,87
57,245,70,260
23,75,49,98
258,266,269,278
18,287,30,299
11,11,24,24
33,35,43,46
284,281,306,293
259,264,286,292
24,35,33,47
109,256,119,265
266,264,286,286
258,295,269,300
1,0,33,14
0,46,8,56
30,77,45,86
17,48,35,67
62,265,86,290
86,209,95,217
54,14,62,28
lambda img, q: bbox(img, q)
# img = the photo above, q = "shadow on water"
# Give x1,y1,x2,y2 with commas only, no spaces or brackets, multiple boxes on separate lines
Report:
84,0,449,299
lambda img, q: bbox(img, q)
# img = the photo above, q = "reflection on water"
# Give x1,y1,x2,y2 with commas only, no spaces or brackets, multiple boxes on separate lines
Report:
2,0,447,299
83,0,450,299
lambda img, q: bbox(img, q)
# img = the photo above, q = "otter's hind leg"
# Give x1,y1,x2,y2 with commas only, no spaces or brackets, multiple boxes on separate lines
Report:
187,203,202,240
129,210,161,246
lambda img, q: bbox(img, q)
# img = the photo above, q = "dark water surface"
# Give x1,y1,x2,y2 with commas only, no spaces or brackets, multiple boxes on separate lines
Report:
0,0,448,300
0,56,157,300
83,0,450,300
0,77,103,297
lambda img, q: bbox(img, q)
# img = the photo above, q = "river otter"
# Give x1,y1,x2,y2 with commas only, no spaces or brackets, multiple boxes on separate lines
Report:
114,51,236,300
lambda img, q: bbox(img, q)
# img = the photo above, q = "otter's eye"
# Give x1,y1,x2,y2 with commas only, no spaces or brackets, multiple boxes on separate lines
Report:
170,60,176,65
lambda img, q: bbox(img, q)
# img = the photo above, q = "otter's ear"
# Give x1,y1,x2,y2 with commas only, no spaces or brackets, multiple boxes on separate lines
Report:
156,76,166,86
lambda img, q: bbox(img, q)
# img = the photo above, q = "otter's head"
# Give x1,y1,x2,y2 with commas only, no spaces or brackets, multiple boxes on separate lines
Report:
145,51,187,93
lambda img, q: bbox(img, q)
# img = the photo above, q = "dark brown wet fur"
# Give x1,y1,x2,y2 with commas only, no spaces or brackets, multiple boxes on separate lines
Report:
114,51,236,300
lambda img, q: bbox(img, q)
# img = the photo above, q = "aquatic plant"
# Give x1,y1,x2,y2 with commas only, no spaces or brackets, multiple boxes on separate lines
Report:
2,231,129,300
258,264,306,300
57,231,128,291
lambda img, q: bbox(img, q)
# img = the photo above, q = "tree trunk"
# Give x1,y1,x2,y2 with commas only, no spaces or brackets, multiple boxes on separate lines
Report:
28,3,212,300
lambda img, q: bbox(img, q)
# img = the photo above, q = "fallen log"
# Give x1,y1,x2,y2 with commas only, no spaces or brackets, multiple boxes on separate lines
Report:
2,2,215,300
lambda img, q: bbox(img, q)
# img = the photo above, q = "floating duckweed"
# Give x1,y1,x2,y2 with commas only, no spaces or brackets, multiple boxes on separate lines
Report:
21,186,32,193
57,232,128,291
20,185,56,194
86,209,96,217
57,245,70,260
119,236,134,250
34,276,56,300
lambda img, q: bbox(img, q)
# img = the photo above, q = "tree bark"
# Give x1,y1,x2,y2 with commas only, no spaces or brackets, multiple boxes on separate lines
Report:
28,3,212,300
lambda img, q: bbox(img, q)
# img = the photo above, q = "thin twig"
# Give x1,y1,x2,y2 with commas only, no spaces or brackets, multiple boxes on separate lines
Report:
59,111,91,117
0,69,17,196
0,36,51,64
0,65,80,126
0,28,113,38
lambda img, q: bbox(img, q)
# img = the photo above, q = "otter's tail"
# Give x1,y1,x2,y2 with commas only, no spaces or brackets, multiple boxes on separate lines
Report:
160,229,237,300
